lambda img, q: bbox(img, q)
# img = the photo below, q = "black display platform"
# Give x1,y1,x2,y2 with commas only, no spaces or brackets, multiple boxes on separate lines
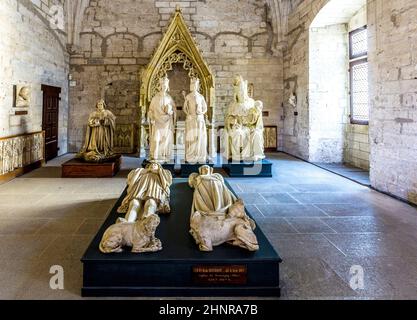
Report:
223,159,273,178
142,159,175,175
179,162,215,178
81,179,282,297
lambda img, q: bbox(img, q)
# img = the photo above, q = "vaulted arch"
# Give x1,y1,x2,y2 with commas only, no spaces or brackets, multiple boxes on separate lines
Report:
140,7,215,121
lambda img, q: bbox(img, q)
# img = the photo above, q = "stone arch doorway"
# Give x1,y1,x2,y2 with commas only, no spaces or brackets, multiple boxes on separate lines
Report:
308,0,369,169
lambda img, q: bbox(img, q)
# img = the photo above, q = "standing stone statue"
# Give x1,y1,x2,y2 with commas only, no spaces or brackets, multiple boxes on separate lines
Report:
184,78,208,163
224,75,265,162
77,99,116,162
99,161,172,254
247,100,265,162
188,165,259,252
148,76,176,162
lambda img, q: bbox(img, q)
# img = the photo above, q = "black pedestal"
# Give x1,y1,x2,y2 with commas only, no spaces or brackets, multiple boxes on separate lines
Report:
180,162,215,178
142,159,176,175
223,159,273,178
81,179,282,297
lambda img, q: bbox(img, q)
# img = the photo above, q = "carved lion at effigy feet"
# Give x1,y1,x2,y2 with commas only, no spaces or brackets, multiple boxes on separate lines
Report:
99,214,162,254
190,199,259,252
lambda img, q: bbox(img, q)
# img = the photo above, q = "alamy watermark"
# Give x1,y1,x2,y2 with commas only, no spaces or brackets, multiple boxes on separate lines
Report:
349,265,365,290
49,265,64,290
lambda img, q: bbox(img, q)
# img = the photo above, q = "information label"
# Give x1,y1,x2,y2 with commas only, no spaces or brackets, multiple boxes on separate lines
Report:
192,265,247,285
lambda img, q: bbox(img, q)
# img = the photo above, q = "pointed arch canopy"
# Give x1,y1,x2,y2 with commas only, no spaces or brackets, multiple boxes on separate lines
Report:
140,7,215,122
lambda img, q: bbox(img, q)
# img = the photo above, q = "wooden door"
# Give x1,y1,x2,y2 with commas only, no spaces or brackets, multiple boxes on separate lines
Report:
41,85,61,162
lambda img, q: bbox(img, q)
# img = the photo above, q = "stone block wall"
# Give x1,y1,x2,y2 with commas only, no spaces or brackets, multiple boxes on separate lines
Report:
0,0,69,154
368,0,417,204
282,0,318,159
68,0,284,153
343,5,370,170
344,124,370,169
309,24,349,163
285,0,417,204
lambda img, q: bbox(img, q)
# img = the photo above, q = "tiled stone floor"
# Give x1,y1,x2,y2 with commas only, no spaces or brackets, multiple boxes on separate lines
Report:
0,152,417,299
313,162,371,186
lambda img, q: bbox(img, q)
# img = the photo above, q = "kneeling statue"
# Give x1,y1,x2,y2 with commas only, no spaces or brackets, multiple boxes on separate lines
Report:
99,214,162,253
77,99,117,162
189,165,259,252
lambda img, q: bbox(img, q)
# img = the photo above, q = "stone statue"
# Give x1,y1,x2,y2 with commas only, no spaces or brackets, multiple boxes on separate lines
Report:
224,75,266,162
247,100,265,162
188,165,235,215
3,140,14,174
117,161,172,223
184,78,208,163
99,161,172,254
148,76,176,162
77,99,116,162
188,165,259,252
288,92,297,108
15,86,30,108
99,214,162,253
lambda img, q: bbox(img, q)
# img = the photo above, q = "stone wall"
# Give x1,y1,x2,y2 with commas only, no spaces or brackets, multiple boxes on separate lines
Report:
282,0,316,159
344,124,370,169
68,0,284,153
0,0,69,155
309,23,348,163
368,0,417,204
343,5,370,170
284,0,368,162
285,0,417,204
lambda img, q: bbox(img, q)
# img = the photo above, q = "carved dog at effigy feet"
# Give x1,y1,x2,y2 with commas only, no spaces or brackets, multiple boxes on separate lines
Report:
190,199,259,252
99,214,162,254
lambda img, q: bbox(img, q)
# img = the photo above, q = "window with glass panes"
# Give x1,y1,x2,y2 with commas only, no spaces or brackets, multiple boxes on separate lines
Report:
349,26,369,124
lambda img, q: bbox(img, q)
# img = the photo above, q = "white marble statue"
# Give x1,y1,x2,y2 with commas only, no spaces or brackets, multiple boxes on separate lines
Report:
99,214,162,253
184,78,208,163
188,165,259,252
15,86,30,108
99,161,172,254
117,161,172,223
148,76,176,162
224,75,266,162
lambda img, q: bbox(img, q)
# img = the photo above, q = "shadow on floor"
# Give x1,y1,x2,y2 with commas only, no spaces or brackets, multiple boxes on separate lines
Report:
312,163,370,187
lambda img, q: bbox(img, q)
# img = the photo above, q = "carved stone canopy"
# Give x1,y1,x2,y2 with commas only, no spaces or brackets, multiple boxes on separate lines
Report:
140,8,215,123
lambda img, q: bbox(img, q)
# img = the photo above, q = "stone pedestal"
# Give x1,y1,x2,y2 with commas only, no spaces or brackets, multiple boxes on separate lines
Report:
62,156,121,178
223,159,273,178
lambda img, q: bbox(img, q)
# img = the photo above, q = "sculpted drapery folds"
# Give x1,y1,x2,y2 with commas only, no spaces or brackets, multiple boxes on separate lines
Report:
118,161,173,223
224,75,266,162
184,78,208,164
188,165,236,216
189,165,259,252
148,76,177,163
99,162,172,254
77,99,116,162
